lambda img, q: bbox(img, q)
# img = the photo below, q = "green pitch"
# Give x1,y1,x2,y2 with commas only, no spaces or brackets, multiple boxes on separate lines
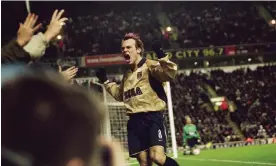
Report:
128,144,276,166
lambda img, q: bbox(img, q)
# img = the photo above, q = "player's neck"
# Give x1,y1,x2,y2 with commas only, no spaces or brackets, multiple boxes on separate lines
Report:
132,56,143,71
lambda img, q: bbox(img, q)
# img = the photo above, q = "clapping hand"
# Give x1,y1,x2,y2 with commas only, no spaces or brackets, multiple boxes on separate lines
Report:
44,9,68,42
59,66,78,80
16,13,42,47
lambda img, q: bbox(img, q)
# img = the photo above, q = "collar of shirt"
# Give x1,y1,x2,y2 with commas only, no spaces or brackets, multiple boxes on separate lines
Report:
126,58,147,74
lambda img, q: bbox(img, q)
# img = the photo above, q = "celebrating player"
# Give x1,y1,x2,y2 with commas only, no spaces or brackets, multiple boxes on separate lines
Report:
96,33,179,166
183,116,201,155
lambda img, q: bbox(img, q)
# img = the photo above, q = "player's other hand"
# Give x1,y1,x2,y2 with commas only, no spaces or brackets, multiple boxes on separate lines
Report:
44,9,68,42
59,66,78,80
152,40,166,59
96,68,108,83
17,13,42,47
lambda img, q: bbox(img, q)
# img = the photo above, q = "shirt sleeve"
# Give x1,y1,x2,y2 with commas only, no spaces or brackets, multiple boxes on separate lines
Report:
23,32,49,59
1,39,32,64
146,55,178,82
104,80,124,102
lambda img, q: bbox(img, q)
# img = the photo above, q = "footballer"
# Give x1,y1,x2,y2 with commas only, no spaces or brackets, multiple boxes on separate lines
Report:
96,33,179,166
183,116,201,155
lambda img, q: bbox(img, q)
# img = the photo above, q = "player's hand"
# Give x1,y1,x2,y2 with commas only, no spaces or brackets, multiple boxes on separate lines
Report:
96,68,108,83
16,13,42,47
44,9,68,42
152,40,166,59
59,66,78,80
197,139,201,143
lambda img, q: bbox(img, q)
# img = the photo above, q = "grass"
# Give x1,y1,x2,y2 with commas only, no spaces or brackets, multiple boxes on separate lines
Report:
128,144,276,166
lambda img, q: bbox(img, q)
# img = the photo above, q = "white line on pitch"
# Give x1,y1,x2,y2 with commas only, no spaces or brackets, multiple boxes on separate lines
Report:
127,157,276,165
178,157,276,165
128,162,138,165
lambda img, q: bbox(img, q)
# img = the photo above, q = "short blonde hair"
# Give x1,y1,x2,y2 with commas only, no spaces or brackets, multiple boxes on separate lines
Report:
185,116,192,123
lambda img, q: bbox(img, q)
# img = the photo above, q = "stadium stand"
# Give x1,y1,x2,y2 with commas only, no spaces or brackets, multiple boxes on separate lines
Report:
7,2,271,58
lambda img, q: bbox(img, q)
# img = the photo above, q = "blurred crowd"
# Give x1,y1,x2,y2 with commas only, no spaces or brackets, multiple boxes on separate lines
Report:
264,1,276,18
166,2,275,48
171,73,240,145
57,2,276,57
215,66,276,139
61,2,161,57
170,65,276,145
2,2,275,58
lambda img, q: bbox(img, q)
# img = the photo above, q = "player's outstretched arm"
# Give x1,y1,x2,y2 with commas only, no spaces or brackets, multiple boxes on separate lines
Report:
96,68,124,102
146,41,178,82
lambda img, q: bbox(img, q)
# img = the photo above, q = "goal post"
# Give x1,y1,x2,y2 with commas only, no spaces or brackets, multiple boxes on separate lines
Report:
73,77,178,158
166,81,178,159
93,81,112,140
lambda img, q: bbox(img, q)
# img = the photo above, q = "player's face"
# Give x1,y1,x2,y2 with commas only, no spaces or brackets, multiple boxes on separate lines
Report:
121,39,141,64
186,119,192,124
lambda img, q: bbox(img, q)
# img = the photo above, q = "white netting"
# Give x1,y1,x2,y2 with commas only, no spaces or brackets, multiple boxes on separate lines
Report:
105,93,129,149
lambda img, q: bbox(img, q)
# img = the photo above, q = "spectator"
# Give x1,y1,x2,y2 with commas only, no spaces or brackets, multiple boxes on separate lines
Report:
1,66,126,166
1,13,42,64
2,10,68,64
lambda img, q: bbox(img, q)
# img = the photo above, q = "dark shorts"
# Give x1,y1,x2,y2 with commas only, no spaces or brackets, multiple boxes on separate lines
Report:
127,111,167,157
187,137,199,148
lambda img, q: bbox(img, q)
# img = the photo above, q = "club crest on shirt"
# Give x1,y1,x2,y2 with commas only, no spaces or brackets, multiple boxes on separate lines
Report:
137,71,142,79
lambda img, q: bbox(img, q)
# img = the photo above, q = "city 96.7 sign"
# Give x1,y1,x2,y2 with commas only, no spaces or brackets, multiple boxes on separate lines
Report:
144,47,226,60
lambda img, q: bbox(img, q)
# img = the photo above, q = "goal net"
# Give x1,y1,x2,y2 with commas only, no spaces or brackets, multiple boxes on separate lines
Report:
73,77,178,158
